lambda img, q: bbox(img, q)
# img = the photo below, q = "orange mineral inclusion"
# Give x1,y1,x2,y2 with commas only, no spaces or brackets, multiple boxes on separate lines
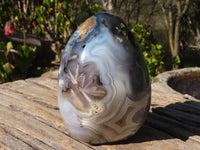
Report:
77,16,96,42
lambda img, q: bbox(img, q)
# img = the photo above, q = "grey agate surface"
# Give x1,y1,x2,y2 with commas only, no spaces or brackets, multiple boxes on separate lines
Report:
58,12,151,144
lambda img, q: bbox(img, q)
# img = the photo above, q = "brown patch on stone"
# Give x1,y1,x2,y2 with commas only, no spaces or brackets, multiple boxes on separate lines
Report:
102,20,108,28
77,16,96,42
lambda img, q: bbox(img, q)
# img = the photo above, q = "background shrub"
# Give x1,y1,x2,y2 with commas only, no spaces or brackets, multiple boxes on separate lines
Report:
132,24,165,81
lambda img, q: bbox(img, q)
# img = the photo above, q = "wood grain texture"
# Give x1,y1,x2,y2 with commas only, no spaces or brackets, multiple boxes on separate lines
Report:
0,68,200,150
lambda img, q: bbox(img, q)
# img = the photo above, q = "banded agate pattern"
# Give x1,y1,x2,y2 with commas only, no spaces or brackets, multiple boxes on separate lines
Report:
58,12,151,144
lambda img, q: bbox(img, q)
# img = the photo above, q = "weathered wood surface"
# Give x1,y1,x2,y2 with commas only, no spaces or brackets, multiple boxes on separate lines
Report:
0,69,200,150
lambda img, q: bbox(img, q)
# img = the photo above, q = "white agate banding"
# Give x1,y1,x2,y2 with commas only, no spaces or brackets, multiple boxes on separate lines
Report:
58,12,151,144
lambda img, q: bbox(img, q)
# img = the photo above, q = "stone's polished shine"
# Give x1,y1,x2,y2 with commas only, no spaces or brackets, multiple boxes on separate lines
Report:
57,12,151,144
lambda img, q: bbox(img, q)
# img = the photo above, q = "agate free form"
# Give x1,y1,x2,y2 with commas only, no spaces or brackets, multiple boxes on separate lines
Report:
58,12,151,144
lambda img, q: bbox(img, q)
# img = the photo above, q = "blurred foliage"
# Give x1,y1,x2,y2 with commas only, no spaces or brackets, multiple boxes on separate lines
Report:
0,1,19,27
33,0,102,45
0,1,168,82
132,24,165,80
0,0,102,43
14,45,36,76
33,0,75,42
0,41,36,83
0,0,102,83
132,24,181,80
0,41,15,83
1,0,198,83
91,3,102,14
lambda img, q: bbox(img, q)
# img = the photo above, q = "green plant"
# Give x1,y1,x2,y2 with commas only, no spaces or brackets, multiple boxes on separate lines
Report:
91,3,102,14
32,0,102,59
172,55,181,69
33,1,101,42
0,1,19,28
0,41,36,83
132,24,165,81
14,45,36,77
0,42,17,83
0,1,28,33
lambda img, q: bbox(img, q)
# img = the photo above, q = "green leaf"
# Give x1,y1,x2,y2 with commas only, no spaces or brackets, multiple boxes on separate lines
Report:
132,24,165,80
36,17,43,24
6,42,13,50
3,62,14,75
0,42,6,50
40,5,46,15
12,6,20,17
57,14,64,23
173,56,181,64
92,3,102,14
62,1,67,9
156,44,162,50
58,26,64,34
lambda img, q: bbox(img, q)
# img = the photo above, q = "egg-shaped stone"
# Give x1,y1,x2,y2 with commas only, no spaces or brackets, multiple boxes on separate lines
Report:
57,12,151,144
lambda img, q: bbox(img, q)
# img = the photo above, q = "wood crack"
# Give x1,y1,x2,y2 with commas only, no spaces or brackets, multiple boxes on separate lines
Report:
0,88,59,110
0,123,55,150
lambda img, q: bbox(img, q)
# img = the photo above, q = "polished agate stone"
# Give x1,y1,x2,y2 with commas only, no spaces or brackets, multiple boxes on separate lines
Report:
58,12,151,144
